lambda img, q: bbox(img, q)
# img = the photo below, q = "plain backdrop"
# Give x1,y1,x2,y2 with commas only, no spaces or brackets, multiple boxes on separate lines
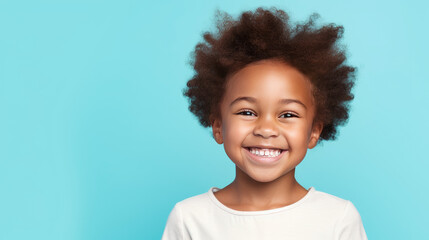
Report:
1,0,428,239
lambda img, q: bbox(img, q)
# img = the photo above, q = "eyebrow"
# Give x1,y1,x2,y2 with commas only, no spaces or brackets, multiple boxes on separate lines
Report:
229,96,307,109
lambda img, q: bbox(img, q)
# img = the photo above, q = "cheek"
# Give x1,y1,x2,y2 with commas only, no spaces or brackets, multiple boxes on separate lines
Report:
284,124,311,145
222,120,249,153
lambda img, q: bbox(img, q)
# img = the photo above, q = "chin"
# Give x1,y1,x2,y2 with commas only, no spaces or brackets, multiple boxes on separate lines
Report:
247,171,281,183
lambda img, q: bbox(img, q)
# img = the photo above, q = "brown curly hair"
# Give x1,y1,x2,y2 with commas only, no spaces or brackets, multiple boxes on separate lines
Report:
183,7,356,142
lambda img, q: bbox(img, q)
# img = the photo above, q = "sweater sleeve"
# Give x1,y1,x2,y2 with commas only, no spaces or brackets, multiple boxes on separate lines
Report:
335,200,368,240
161,204,184,240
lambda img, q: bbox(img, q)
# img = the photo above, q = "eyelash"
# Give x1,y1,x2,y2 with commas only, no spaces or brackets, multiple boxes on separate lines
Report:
236,110,299,118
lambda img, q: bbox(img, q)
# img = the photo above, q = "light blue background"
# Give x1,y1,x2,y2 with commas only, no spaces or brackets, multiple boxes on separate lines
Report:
1,0,428,239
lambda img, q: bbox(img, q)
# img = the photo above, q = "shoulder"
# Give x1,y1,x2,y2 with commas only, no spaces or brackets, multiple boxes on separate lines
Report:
309,188,367,239
172,189,215,218
307,188,351,214
310,189,363,219
306,188,361,225
162,190,213,240
175,190,212,210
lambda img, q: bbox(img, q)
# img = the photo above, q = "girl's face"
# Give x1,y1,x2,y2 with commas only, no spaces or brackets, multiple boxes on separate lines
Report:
212,59,323,183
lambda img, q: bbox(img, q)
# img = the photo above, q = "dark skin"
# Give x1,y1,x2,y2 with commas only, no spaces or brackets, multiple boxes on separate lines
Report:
213,169,309,211
211,59,323,211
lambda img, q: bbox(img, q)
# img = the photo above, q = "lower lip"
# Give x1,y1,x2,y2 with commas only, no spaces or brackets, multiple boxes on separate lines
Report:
243,147,286,165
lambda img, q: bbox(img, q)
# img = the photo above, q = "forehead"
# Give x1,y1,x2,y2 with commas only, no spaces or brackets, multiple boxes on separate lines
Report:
222,60,314,107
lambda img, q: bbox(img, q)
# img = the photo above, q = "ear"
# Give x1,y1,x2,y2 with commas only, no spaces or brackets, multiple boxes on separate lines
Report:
211,117,223,144
307,121,323,149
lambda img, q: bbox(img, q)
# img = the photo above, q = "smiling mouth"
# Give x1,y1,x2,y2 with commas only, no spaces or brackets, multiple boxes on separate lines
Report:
244,147,285,157
243,147,287,164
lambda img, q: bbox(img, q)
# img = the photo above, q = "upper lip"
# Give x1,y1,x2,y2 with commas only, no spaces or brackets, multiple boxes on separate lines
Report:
244,145,286,150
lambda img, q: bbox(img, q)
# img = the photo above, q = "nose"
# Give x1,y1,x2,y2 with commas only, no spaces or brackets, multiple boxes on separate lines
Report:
253,115,279,138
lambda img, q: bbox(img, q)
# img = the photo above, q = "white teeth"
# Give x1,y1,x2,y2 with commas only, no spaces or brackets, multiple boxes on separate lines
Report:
248,147,281,157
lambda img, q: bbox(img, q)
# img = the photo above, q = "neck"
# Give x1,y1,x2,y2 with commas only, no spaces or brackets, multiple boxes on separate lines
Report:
227,166,307,210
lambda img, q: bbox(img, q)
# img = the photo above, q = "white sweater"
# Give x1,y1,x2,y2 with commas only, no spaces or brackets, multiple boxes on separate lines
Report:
162,186,368,240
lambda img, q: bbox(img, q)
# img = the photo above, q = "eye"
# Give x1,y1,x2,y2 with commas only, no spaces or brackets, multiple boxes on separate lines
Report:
280,112,299,118
236,110,256,116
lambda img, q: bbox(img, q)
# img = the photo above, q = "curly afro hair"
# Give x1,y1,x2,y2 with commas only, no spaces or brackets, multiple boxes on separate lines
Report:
183,7,356,142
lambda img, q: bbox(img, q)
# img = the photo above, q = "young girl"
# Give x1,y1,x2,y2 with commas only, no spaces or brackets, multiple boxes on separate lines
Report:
162,7,367,240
